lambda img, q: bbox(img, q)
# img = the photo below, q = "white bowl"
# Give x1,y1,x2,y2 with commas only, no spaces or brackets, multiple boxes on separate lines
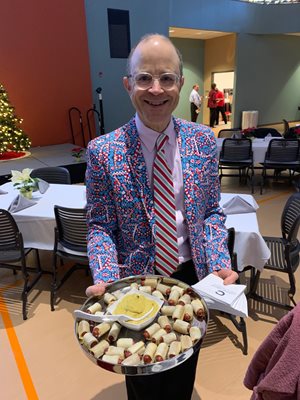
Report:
106,288,164,331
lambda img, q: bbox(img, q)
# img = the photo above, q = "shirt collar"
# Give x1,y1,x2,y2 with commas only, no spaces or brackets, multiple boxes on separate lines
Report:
136,113,176,152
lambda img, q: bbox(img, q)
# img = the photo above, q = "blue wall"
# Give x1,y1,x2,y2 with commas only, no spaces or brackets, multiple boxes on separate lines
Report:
171,38,205,122
235,33,300,126
84,0,300,133
170,0,300,34
84,0,170,133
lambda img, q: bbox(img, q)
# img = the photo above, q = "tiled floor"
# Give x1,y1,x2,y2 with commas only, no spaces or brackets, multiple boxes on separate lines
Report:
1,148,299,399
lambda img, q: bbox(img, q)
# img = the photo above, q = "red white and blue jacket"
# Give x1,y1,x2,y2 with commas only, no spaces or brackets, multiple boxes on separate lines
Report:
86,116,231,284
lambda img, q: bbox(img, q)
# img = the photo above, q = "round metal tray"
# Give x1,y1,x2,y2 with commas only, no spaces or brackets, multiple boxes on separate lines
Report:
75,275,209,376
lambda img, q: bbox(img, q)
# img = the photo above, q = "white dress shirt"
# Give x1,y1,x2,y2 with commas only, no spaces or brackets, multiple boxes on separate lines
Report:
189,89,201,108
136,113,191,264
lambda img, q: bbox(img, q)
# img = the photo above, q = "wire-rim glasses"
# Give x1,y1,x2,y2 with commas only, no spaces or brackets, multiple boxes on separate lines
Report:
128,72,180,90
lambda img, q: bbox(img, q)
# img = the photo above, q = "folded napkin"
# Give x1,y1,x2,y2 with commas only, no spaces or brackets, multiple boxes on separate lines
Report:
37,179,50,194
192,274,248,318
264,133,273,141
222,195,258,215
8,194,37,213
0,188,8,195
231,132,242,139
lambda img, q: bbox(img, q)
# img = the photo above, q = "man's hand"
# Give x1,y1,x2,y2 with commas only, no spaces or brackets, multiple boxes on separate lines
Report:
213,269,239,285
85,282,107,297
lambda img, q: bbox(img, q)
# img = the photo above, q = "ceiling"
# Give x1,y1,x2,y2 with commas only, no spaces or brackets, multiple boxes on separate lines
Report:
169,27,300,39
169,27,233,40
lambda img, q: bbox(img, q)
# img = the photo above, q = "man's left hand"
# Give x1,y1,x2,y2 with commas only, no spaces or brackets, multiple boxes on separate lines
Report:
213,269,239,285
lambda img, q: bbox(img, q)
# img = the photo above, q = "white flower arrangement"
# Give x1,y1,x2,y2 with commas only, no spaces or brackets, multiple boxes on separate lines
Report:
10,168,39,193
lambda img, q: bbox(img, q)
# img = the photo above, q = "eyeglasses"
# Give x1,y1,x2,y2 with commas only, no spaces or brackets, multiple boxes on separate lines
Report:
128,72,180,90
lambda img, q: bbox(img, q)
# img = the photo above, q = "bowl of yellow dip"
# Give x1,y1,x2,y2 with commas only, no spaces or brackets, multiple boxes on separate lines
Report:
107,288,164,331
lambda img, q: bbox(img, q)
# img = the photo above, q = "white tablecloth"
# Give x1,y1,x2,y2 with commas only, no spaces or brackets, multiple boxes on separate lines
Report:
220,193,270,271
0,184,270,272
217,137,275,164
0,182,86,250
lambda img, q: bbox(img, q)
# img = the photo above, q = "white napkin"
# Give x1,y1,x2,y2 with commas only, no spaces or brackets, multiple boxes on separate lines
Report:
8,194,37,213
37,179,50,194
192,274,248,318
222,195,258,215
231,132,242,139
0,188,8,195
264,133,273,141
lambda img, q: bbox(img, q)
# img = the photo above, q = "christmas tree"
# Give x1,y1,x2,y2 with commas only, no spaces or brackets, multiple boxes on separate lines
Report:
0,84,31,155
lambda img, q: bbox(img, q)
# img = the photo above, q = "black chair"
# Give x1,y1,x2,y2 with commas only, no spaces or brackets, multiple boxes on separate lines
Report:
260,139,300,194
223,227,248,355
219,138,254,192
218,128,242,138
293,175,300,192
249,192,300,310
51,205,89,310
0,209,43,319
31,167,71,184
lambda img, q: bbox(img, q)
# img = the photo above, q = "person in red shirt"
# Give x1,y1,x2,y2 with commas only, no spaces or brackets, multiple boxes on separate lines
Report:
215,88,227,125
207,83,217,128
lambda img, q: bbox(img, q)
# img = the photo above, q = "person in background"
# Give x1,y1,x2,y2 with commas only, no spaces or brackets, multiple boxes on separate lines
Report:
215,88,227,126
189,83,202,122
207,83,217,128
85,33,238,400
244,302,300,400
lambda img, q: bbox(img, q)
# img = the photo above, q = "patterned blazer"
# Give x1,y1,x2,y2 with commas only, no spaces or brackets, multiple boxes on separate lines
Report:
86,116,231,284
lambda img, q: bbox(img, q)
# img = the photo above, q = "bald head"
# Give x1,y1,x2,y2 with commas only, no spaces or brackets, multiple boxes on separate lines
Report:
126,34,183,77
123,33,184,133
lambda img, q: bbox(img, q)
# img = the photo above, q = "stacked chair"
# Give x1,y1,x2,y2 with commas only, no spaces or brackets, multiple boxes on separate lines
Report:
0,209,43,319
31,167,71,184
218,138,254,193
260,139,300,194
51,205,89,310
248,192,300,310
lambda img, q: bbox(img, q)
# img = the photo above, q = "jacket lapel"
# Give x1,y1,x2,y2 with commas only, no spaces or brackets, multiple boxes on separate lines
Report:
174,118,195,216
125,119,155,225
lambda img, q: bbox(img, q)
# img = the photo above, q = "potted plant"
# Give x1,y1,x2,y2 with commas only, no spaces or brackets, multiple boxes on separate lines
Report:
10,168,39,199
71,147,85,162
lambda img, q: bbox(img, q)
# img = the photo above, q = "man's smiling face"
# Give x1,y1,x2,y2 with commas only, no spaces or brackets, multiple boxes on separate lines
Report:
123,36,184,133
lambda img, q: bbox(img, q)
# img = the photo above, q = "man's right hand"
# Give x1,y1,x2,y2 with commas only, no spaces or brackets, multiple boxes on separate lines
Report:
85,282,107,297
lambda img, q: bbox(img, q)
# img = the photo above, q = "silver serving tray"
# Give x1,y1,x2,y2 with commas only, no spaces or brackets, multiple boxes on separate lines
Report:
75,275,209,376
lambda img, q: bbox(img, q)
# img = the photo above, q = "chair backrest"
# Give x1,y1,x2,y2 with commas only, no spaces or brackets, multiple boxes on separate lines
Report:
54,206,87,252
220,138,253,161
31,167,71,184
0,209,23,252
281,192,300,246
265,139,299,163
218,128,242,138
283,119,290,137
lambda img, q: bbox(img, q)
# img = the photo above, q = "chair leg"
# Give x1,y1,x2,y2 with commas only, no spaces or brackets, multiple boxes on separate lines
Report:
35,249,42,272
227,314,248,355
22,285,28,320
51,255,58,311
288,270,297,306
19,256,30,320
21,267,29,320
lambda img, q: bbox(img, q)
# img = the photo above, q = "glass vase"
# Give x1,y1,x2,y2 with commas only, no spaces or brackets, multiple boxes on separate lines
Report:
20,189,33,199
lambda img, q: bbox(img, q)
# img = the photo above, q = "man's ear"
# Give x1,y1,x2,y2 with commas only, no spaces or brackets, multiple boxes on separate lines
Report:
179,75,185,90
123,76,132,93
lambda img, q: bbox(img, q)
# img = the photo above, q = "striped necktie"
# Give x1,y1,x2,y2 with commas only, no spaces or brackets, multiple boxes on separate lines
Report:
153,133,179,276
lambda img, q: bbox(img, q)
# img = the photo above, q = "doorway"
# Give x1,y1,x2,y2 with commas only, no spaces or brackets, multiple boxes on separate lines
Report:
212,71,234,124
